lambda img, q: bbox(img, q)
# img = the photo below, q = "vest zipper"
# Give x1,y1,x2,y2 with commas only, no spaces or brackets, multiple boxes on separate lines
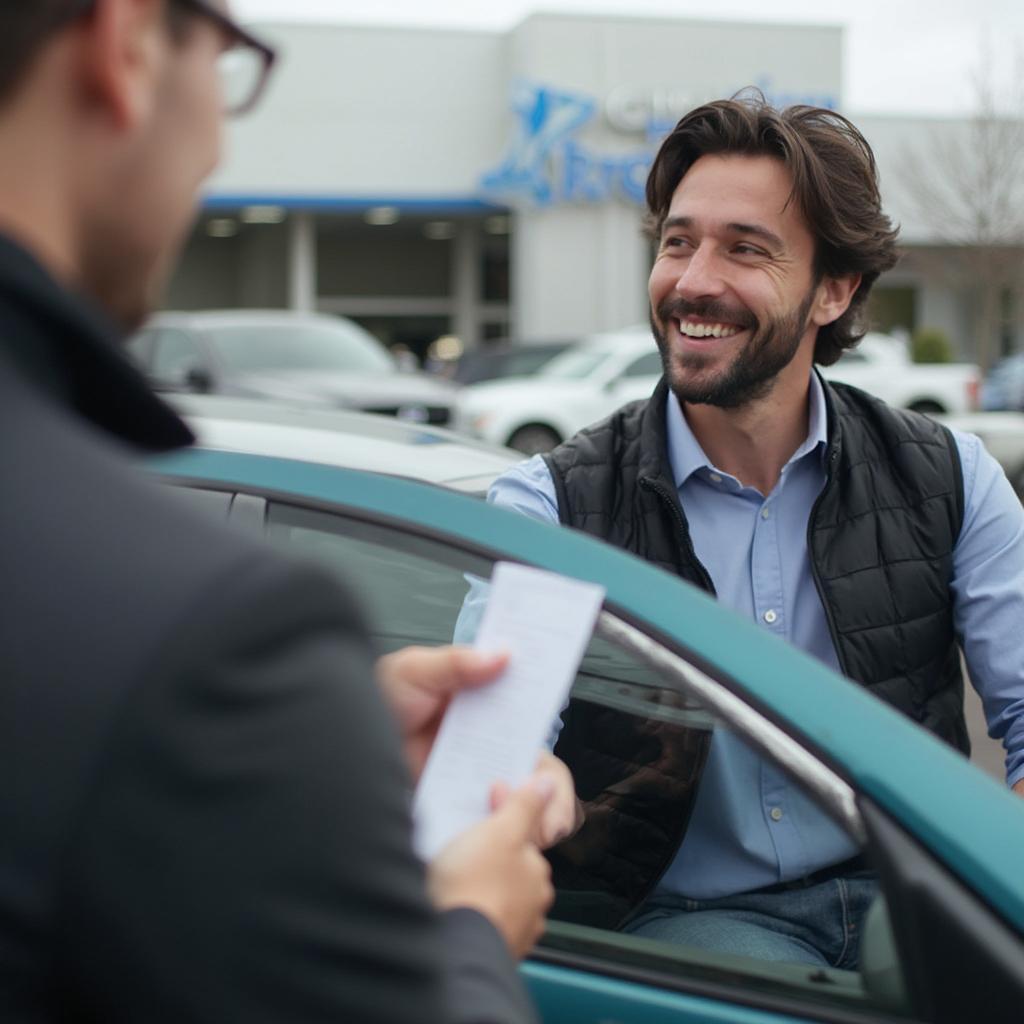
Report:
639,476,717,596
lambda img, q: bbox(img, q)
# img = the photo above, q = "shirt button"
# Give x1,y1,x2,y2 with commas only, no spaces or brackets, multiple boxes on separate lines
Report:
770,807,783,822
761,506,771,519
709,473,723,484
764,609,778,624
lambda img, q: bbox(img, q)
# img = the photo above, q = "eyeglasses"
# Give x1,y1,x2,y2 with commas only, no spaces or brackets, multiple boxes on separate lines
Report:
174,0,277,116
66,0,278,117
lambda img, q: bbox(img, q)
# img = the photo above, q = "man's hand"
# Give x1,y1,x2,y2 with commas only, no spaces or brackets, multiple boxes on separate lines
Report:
492,753,582,849
428,774,556,958
1013,779,1024,798
376,645,508,781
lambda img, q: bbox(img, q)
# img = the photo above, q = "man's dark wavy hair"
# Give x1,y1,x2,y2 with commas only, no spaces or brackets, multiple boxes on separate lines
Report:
645,92,900,366
0,2,190,108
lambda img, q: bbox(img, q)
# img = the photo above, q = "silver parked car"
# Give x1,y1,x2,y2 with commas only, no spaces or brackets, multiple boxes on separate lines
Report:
129,310,458,426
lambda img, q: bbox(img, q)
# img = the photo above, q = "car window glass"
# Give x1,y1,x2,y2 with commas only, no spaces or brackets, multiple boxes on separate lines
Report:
540,348,614,380
503,346,569,377
621,351,663,378
152,330,208,382
208,321,394,376
262,498,911,1019
268,503,487,649
454,344,571,384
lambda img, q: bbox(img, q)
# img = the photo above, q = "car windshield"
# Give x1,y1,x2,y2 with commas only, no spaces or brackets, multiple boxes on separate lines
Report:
539,347,614,380
502,346,569,375
208,322,395,375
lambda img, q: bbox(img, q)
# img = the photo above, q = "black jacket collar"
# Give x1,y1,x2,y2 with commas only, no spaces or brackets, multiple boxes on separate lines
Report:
0,232,193,452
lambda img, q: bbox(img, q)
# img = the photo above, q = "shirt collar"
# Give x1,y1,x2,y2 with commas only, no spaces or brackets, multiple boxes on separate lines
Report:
664,371,830,490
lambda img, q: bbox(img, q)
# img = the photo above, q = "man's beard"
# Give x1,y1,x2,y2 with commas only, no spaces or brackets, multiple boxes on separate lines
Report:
650,289,816,409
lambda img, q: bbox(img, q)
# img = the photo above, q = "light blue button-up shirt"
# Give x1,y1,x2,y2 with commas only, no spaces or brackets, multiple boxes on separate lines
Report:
487,374,1024,899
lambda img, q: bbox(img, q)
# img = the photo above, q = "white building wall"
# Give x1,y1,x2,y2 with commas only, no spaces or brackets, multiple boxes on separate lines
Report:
512,205,649,338
208,23,509,198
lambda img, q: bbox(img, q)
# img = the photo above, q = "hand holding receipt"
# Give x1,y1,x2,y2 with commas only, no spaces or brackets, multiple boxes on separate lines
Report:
413,562,605,860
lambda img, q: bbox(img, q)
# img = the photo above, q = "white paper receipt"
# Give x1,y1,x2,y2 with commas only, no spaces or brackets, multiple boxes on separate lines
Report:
412,561,605,860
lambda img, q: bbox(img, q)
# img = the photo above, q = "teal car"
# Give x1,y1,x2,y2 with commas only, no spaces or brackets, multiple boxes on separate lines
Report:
153,400,1024,1024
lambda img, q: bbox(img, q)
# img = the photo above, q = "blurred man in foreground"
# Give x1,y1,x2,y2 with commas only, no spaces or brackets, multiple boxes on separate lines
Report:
0,2,573,1021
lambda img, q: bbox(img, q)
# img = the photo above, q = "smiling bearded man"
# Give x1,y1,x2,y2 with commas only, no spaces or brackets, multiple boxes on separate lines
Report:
484,92,1024,969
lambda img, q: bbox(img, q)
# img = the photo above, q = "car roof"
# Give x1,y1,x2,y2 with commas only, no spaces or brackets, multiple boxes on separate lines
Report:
170,394,520,494
146,310,362,331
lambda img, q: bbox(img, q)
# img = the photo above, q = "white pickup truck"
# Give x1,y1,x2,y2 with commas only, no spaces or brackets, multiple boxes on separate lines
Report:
821,333,980,414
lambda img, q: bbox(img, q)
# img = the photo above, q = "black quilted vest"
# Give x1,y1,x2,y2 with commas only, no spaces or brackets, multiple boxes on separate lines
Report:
543,375,967,927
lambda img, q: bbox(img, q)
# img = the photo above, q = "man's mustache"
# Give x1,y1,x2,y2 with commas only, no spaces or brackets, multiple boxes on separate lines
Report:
656,297,758,332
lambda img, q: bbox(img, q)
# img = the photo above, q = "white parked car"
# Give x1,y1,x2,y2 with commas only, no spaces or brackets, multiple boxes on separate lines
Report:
456,329,981,454
454,328,661,453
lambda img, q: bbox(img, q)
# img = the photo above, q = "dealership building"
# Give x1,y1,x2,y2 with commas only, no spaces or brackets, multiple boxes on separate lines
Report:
168,12,1021,363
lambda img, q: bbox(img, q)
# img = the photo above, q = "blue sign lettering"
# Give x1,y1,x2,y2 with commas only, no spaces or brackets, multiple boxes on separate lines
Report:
481,83,652,207
481,80,839,208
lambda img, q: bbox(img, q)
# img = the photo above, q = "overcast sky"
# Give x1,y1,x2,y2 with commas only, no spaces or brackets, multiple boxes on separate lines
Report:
234,0,1023,116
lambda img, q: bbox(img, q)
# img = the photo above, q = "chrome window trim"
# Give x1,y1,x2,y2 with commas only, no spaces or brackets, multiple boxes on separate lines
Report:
596,611,866,844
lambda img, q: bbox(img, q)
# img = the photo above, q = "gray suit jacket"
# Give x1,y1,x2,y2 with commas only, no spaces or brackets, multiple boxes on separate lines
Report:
0,234,536,1024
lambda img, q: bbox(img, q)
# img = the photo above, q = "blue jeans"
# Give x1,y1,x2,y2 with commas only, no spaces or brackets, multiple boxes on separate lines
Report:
622,871,878,969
